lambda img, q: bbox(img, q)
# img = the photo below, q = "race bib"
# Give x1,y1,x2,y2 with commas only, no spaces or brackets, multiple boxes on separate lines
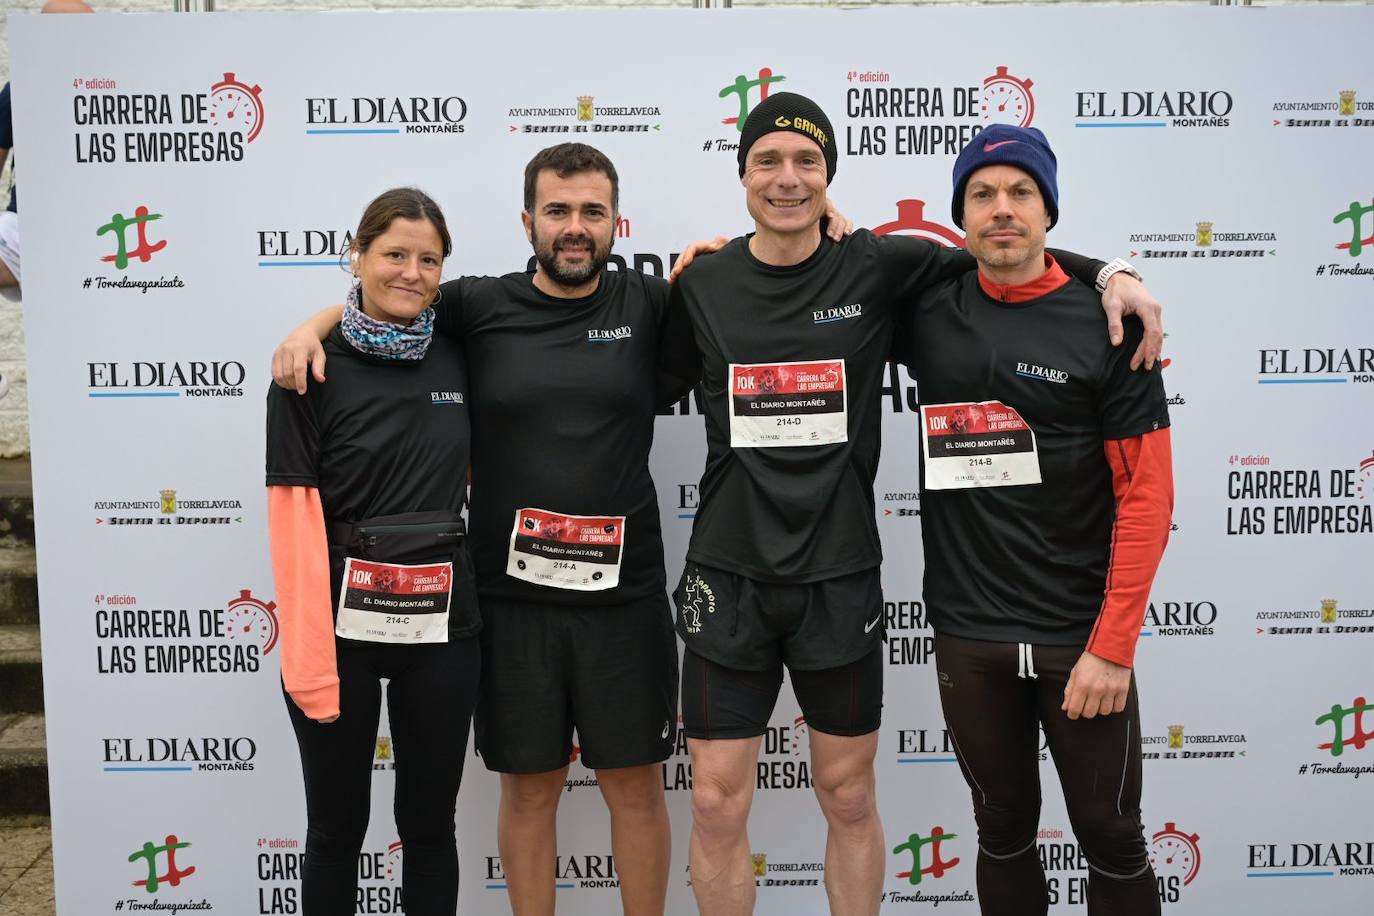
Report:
506,508,625,591
920,400,1042,490
335,558,451,644
729,360,847,448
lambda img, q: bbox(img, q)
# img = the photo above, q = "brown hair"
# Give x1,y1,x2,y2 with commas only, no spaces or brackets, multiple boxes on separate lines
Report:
522,143,619,214
353,187,452,259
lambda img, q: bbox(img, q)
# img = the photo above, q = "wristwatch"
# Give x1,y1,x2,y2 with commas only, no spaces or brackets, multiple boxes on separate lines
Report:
1096,258,1143,293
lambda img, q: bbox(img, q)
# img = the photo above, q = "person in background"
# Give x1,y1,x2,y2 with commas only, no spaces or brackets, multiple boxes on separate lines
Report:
0,0,94,398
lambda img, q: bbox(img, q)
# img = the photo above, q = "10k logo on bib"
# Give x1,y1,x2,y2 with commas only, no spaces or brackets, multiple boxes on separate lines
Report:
335,558,452,644
920,400,1041,489
729,360,848,448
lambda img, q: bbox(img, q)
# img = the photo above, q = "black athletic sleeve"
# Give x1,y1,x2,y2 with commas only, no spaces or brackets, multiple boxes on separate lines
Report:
265,382,321,487
1095,316,1170,439
649,276,695,407
869,236,970,301
888,237,1106,295
431,278,467,341
888,247,972,367
659,281,702,393
891,301,915,369
1049,249,1107,290
923,243,978,288
885,237,1106,302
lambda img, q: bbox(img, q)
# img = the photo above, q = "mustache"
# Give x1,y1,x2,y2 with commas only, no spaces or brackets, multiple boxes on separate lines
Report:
979,223,1027,239
553,234,596,251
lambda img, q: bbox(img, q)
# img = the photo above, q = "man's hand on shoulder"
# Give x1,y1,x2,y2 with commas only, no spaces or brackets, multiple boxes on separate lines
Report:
1062,651,1132,720
272,328,328,395
668,236,730,285
1102,273,1163,371
271,305,346,394
822,199,854,241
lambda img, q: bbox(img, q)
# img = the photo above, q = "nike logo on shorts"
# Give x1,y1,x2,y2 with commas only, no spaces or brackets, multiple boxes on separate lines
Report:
864,614,881,633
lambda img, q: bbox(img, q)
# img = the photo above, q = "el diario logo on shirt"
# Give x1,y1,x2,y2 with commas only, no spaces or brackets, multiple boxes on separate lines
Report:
587,326,633,342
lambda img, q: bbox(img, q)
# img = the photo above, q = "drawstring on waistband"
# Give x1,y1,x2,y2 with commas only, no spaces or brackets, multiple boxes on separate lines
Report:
1017,643,1038,679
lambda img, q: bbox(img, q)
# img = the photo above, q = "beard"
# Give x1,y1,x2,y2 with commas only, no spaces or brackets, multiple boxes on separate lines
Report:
970,223,1036,270
530,225,613,287
977,245,1035,269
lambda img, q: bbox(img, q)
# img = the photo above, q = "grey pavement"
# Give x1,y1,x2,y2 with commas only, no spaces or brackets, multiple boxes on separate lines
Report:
0,818,54,916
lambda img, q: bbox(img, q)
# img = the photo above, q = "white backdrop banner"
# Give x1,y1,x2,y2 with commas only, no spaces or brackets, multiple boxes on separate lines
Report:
10,5,1373,914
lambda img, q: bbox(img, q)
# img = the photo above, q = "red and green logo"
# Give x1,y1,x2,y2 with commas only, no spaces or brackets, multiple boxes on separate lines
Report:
893,826,960,885
98,206,166,268
128,834,195,893
1316,696,1374,757
719,68,786,132
1334,199,1373,256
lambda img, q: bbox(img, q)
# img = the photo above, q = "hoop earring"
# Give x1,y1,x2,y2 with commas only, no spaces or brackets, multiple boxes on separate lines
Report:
431,285,443,306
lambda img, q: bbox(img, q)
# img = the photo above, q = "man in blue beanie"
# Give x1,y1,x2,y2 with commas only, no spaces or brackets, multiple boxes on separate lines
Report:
895,124,1173,916
950,123,1060,230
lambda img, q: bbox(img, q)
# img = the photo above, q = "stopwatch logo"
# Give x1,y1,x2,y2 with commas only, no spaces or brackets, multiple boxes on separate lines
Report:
1149,822,1201,886
225,589,279,654
871,200,966,248
1358,451,1374,499
209,72,265,143
982,66,1035,128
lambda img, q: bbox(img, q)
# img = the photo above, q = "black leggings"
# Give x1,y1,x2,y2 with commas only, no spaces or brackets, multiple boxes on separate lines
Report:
284,636,480,916
934,633,1159,916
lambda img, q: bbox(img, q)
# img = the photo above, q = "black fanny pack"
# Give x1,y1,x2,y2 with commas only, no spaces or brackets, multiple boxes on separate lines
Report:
328,509,467,565
326,510,480,639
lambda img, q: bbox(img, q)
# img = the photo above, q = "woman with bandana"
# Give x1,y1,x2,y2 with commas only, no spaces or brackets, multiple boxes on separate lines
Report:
265,188,481,916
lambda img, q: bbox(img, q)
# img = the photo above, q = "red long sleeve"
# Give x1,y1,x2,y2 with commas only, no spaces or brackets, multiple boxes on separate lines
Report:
1085,427,1174,667
266,486,338,719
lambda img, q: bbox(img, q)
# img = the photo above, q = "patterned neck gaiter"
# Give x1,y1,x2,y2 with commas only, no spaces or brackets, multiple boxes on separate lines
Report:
339,283,435,361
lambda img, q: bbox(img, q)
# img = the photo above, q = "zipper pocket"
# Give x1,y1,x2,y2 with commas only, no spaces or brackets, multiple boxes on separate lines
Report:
357,522,464,547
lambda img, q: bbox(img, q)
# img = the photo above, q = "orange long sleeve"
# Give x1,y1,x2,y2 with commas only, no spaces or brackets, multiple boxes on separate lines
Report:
266,486,338,719
1086,427,1174,668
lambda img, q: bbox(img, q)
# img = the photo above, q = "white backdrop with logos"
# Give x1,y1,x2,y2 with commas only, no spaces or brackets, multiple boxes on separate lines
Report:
11,6,1373,914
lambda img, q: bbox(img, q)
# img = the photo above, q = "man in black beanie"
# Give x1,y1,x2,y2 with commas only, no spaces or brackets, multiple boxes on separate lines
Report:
661,96,1164,916
734,91,839,185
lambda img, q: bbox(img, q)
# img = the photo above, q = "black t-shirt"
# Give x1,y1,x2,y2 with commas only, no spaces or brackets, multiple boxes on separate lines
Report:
436,268,673,606
899,273,1169,645
266,327,471,516
265,328,476,632
660,231,969,583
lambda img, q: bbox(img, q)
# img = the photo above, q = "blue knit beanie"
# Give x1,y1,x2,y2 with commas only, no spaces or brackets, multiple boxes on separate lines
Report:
951,125,1058,230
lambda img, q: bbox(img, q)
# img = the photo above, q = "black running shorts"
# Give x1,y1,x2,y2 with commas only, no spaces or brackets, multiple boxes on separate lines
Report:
474,593,678,773
681,644,883,740
674,561,884,672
